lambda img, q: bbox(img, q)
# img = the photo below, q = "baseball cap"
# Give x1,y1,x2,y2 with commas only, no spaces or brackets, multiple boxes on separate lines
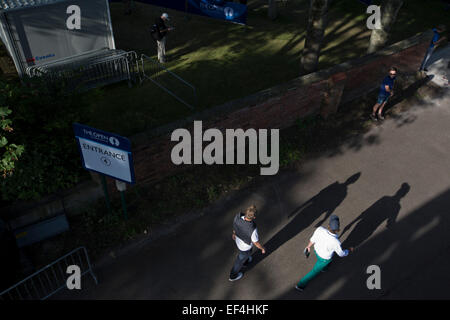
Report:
329,215,340,231
162,13,170,20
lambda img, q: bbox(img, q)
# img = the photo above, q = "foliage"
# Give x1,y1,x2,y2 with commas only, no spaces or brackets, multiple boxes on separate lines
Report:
0,78,90,201
279,114,320,167
0,104,24,178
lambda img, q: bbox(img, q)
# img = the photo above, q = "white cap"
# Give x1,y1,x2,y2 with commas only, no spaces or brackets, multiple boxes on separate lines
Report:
162,13,170,20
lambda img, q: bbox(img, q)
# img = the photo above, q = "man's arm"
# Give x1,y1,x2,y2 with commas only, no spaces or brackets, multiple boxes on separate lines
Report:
305,240,314,253
253,241,266,254
436,36,447,47
306,228,320,252
159,27,174,33
335,242,354,257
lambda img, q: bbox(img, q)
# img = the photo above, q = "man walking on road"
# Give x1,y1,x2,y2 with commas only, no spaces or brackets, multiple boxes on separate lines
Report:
151,13,174,63
229,205,266,282
295,215,353,291
419,25,447,72
370,67,398,121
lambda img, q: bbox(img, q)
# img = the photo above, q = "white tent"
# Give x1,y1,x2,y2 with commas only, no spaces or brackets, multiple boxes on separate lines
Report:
0,0,118,81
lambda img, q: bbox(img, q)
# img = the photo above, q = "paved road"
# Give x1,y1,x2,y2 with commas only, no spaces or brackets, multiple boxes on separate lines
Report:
57,58,450,300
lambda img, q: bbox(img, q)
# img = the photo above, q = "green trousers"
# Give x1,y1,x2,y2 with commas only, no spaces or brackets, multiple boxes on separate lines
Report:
297,249,332,288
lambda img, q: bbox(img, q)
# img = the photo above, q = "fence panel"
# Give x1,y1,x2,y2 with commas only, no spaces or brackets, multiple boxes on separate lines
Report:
26,50,138,90
0,247,97,300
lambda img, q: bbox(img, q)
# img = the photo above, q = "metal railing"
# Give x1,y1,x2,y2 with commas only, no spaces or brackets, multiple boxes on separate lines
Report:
0,246,97,300
25,47,114,76
26,49,138,90
23,49,198,109
139,54,197,109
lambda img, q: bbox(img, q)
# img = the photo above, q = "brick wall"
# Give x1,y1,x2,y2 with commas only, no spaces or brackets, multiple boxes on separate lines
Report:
108,31,433,189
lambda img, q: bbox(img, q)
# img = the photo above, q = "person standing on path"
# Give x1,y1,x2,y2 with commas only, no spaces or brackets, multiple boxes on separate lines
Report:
295,215,354,292
370,67,398,121
152,13,174,63
229,205,266,282
419,25,447,72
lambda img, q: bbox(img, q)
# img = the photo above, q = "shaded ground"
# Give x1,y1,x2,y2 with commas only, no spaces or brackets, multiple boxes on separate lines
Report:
54,76,450,299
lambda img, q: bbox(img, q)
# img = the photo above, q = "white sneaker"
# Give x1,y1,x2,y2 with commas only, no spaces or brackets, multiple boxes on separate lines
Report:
295,285,304,292
229,272,243,282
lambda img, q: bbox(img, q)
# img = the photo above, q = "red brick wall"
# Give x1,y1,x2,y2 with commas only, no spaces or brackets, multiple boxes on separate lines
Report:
106,32,432,190
128,80,328,186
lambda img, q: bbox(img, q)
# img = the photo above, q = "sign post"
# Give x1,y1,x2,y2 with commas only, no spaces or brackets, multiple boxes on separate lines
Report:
73,123,135,218
115,180,128,220
100,174,113,215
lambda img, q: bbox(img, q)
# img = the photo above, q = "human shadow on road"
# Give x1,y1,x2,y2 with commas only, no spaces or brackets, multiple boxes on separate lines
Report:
296,182,410,289
276,185,450,300
246,172,361,271
340,183,410,249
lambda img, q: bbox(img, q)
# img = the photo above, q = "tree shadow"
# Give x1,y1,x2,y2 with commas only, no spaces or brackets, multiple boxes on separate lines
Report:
340,183,411,249
246,172,361,271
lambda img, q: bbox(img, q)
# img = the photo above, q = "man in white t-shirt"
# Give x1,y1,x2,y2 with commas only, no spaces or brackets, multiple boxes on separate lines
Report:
229,205,266,282
295,215,354,291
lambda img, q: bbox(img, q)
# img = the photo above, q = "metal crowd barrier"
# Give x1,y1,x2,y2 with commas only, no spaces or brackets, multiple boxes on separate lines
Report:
26,49,138,90
139,54,197,109
24,49,197,109
25,47,115,76
0,246,97,300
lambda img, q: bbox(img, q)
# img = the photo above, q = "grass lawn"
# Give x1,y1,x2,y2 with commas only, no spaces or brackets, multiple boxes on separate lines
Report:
83,0,449,137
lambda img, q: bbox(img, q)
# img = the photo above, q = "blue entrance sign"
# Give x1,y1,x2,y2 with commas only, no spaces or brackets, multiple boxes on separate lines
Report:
111,0,248,25
188,0,248,25
73,123,136,184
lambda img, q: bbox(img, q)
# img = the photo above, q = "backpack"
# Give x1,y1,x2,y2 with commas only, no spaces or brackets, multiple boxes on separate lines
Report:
150,24,161,41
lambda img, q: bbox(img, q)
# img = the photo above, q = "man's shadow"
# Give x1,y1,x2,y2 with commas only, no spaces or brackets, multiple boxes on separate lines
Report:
340,183,411,249
246,172,361,270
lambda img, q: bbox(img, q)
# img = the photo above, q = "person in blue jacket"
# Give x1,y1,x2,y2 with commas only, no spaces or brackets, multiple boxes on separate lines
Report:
419,25,447,72
370,67,397,121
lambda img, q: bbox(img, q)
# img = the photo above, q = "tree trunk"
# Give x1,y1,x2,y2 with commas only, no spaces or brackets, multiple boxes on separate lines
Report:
268,0,277,20
367,0,404,54
300,0,331,75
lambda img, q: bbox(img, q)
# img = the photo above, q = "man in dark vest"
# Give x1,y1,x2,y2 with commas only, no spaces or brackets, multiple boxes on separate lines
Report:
151,13,174,63
229,205,266,281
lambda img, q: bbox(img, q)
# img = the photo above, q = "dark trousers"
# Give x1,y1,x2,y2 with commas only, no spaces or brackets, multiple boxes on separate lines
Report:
420,47,434,70
230,248,252,279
